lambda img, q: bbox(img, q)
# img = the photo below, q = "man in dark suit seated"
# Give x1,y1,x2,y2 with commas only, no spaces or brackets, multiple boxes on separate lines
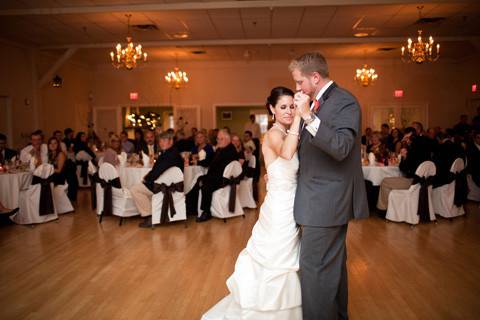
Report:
377,127,434,210
141,130,158,160
186,129,239,222
0,133,17,165
432,130,465,187
130,132,183,228
467,131,480,188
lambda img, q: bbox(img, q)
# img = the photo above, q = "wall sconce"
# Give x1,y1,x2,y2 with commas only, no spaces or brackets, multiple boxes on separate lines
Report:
52,75,63,88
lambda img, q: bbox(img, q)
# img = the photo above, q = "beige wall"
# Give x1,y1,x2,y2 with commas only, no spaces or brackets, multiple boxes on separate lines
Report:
0,42,93,148
91,57,479,132
2,39,479,149
0,43,36,147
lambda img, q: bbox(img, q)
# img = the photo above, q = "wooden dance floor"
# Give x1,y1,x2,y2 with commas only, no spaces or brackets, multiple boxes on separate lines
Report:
0,187,479,319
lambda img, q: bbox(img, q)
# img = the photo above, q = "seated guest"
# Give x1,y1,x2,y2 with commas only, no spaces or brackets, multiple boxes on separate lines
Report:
73,132,96,159
380,123,393,151
466,131,480,188
361,127,372,146
231,134,246,164
412,121,424,136
432,131,465,187
133,128,146,154
0,133,17,165
63,128,75,152
130,132,183,228
47,137,67,186
175,130,195,153
187,127,198,144
20,130,48,165
390,128,403,155
141,130,157,159
53,130,67,152
103,134,123,167
367,131,389,164
453,114,472,137
242,130,256,154
120,131,135,154
186,129,239,222
377,127,434,210
191,131,214,168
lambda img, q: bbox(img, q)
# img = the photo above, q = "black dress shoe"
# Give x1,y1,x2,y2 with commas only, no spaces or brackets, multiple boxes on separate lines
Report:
0,208,19,216
196,212,212,223
138,216,153,228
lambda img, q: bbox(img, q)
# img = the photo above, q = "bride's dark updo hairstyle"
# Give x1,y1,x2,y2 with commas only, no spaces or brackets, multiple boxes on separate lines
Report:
266,86,294,115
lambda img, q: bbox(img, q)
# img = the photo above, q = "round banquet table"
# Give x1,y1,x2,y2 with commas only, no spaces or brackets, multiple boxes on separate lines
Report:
362,165,402,186
118,167,151,189
0,171,33,208
184,165,207,194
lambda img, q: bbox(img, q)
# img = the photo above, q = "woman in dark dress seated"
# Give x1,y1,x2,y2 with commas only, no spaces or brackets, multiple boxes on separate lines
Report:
73,132,96,160
191,131,214,167
48,137,67,185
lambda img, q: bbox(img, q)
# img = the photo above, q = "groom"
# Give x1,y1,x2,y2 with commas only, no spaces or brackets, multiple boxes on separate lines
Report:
290,52,369,319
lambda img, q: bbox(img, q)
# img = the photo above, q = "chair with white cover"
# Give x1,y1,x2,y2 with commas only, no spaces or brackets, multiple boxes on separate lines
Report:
151,167,187,227
467,174,480,202
11,164,58,225
432,158,466,218
52,179,74,215
200,161,244,222
238,156,257,209
96,163,139,225
386,161,437,225
76,151,93,187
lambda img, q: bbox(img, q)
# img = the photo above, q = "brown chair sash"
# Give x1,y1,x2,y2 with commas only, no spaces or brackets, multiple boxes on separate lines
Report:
77,160,89,185
31,175,55,216
221,175,243,213
99,177,122,217
412,174,434,222
152,181,184,224
445,170,468,207
242,162,255,178
89,172,100,210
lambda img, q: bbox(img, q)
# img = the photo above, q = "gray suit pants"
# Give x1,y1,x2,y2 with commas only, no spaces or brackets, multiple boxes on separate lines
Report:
300,224,348,320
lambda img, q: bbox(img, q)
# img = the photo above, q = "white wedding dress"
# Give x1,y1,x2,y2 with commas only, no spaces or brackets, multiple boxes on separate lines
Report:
202,153,302,320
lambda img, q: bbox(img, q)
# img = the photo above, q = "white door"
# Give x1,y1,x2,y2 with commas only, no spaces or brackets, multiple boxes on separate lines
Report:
0,96,12,145
94,107,120,143
369,104,428,130
175,106,200,133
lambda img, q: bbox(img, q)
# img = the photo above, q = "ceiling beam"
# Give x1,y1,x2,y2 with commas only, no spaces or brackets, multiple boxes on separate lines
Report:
0,0,471,16
38,48,77,88
40,36,480,50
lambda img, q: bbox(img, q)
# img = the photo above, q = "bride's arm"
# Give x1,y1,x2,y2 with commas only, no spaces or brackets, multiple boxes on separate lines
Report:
265,115,302,161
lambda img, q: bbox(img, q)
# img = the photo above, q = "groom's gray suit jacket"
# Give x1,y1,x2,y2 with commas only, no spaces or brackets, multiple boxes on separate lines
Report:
294,82,369,227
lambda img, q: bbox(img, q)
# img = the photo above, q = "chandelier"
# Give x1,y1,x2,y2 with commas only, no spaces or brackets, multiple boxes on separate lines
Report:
165,66,189,90
109,14,147,70
401,6,440,64
354,64,378,87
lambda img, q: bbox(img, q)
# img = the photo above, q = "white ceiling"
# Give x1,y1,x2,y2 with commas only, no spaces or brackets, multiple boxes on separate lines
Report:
1,0,479,63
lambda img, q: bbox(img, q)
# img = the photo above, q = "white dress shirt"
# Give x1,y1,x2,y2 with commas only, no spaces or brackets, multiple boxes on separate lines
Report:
20,144,48,165
304,80,334,137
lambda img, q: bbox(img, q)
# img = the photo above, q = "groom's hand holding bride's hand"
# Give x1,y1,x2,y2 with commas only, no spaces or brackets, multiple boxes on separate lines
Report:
294,91,311,120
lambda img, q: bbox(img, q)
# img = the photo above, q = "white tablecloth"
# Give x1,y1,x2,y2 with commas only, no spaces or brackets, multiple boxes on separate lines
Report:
0,171,32,208
184,165,207,194
118,167,150,189
362,165,402,186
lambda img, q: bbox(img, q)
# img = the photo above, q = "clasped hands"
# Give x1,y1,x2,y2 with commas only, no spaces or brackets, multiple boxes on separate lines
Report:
294,91,312,120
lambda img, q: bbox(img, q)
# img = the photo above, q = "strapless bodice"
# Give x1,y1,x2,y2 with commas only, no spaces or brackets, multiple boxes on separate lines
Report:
266,153,298,192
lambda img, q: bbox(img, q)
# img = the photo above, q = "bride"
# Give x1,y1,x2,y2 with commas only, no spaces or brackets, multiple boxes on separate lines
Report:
202,86,307,319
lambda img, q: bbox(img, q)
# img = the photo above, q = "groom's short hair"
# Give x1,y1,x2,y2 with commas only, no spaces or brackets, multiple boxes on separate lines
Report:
289,52,329,79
